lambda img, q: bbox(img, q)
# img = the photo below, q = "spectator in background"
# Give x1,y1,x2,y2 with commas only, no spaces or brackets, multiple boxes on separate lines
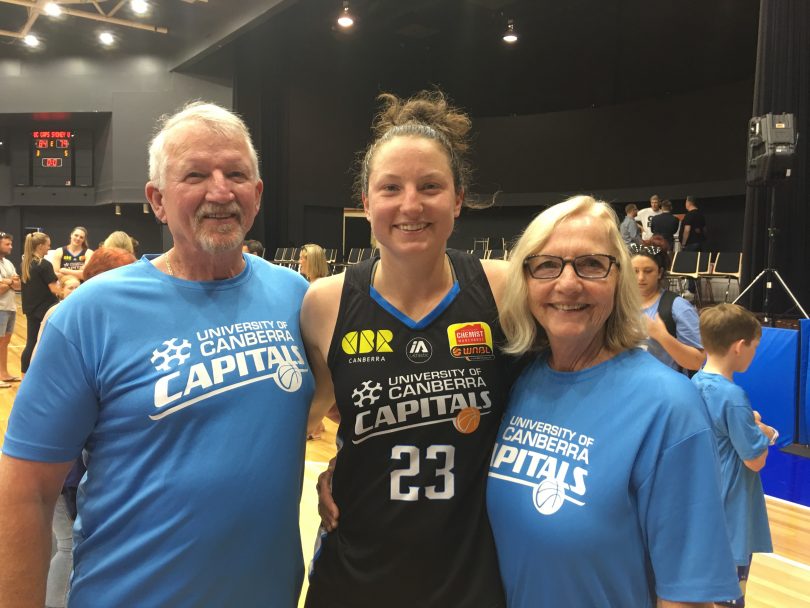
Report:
620,203,641,247
102,231,136,254
680,196,707,298
20,232,60,373
692,304,776,608
636,194,662,242
0,233,20,384
49,227,93,281
242,239,264,257
650,199,680,251
630,241,705,373
299,243,329,283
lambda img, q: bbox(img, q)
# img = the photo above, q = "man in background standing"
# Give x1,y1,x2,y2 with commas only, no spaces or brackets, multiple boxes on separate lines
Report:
636,194,662,242
680,195,707,298
620,203,642,247
651,199,680,251
0,233,20,387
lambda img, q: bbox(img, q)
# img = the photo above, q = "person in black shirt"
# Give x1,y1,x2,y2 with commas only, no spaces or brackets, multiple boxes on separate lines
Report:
20,232,60,372
680,196,707,296
650,199,680,250
303,90,508,608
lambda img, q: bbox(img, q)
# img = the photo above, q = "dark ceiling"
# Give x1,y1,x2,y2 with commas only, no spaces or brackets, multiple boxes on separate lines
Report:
0,0,761,117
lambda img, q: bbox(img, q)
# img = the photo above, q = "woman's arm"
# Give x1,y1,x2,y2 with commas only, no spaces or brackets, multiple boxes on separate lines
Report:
645,314,706,370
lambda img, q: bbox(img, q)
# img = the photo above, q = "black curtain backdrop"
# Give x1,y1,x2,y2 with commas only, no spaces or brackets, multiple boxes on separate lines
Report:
741,0,810,317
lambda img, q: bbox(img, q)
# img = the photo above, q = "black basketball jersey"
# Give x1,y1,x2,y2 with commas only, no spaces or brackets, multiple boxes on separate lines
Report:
306,249,507,608
59,246,88,271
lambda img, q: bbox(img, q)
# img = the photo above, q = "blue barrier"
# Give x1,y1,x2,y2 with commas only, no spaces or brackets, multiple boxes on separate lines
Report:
734,327,797,447
799,319,810,444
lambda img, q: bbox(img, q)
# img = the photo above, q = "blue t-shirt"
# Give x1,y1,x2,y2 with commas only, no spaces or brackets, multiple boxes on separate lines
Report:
642,290,702,370
4,255,314,607
487,349,740,607
692,371,772,565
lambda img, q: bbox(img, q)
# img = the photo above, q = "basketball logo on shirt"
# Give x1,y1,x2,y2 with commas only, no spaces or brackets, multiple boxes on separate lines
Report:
274,362,303,392
533,479,566,515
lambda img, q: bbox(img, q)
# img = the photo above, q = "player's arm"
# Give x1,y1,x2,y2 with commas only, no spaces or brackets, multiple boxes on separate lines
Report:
300,275,342,435
0,455,73,608
658,601,712,608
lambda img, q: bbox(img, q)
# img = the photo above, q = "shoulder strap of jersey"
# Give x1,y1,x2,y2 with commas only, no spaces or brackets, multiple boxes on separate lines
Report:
657,290,678,338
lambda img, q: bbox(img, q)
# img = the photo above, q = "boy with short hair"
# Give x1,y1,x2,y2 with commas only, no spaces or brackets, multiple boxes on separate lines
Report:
692,303,776,607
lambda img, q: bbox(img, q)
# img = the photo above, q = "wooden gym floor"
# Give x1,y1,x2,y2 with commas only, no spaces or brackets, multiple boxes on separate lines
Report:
1,297,808,607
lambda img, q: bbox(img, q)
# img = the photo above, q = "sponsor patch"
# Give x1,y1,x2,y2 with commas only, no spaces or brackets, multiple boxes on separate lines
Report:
447,322,494,360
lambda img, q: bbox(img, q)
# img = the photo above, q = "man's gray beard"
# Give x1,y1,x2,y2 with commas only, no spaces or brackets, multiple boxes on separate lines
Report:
195,223,246,254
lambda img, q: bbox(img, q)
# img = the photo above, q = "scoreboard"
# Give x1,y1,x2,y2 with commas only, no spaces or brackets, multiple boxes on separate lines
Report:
32,130,74,186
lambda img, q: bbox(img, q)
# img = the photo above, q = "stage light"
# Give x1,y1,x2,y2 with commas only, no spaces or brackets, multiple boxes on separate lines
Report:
99,32,115,46
131,0,148,15
44,3,62,17
337,1,354,28
24,34,40,47
503,19,518,44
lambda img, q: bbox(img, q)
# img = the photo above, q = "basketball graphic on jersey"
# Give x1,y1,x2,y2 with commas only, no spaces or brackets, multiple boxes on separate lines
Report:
533,479,566,515
274,363,303,392
453,407,481,434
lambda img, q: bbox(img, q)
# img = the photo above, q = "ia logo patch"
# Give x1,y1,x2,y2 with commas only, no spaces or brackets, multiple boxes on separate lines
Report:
405,337,432,364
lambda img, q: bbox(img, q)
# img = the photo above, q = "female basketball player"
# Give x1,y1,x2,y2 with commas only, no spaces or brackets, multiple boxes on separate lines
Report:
49,226,93,281
487,195,740,606
302,90,508,608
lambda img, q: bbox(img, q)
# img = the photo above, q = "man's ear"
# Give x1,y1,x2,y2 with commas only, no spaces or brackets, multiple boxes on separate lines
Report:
145,182,167,224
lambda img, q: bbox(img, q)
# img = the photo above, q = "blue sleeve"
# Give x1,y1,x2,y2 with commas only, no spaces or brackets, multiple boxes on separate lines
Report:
726,404,769,461
638,429,740,602
2,321,99,462
672,297,702,349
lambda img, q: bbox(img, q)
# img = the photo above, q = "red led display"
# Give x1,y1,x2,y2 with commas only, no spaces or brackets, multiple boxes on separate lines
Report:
36,139,49,149
42,158,63,168
32,131,72,139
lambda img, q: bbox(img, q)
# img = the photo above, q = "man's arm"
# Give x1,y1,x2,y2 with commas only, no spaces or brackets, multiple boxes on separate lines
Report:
681,224,691,246
0,455,73,608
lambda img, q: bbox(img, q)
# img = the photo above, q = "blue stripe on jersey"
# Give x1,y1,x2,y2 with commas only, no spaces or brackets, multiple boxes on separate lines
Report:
369,281,460,330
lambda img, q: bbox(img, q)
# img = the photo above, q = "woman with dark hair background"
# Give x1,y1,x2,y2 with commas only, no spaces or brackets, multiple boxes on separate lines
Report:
630,238,704,372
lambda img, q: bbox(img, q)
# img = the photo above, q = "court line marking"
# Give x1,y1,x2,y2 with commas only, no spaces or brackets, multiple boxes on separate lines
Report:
758,552,810,572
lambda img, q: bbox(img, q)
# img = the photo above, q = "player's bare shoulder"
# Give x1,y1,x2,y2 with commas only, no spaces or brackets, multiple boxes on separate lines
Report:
480,259,508,311
301,273,345,352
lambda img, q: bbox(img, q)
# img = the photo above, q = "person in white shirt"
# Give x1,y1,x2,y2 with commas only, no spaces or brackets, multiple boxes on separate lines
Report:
636,194,662,241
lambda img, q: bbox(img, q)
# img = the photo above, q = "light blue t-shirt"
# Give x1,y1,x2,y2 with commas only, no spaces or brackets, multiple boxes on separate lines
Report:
487,349,740,607
692,370,772,565
642,290,702,371
4,255,314,607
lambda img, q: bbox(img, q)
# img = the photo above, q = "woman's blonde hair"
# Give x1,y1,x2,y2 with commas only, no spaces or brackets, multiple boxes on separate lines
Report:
500,195,646,356
300,244,329,282
22,232,50,283
103,230,135,253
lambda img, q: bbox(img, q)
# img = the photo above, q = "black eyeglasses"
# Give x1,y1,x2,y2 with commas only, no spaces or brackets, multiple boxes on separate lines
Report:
628,243,661,256
523,254,620,280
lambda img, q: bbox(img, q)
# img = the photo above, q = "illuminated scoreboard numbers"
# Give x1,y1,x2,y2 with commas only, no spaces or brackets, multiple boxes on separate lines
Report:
31,129,73,186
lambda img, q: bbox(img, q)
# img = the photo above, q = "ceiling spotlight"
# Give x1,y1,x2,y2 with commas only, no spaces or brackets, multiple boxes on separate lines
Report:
503,19,518,44
23,34,40,47
43,2,62,17
337,1,354,28
99,31,115,46
130,0,148,15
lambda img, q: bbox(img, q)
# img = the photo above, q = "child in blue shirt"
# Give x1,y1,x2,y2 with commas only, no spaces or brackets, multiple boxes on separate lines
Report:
692,303,777,607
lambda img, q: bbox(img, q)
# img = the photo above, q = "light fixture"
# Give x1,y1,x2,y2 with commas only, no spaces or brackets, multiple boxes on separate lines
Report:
502,19,518,44
99,31,115,46
23,34,40,47
115,204,122,216
143,203,150,214
337,1,354,28
43,2,62,17
130,0,148,15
